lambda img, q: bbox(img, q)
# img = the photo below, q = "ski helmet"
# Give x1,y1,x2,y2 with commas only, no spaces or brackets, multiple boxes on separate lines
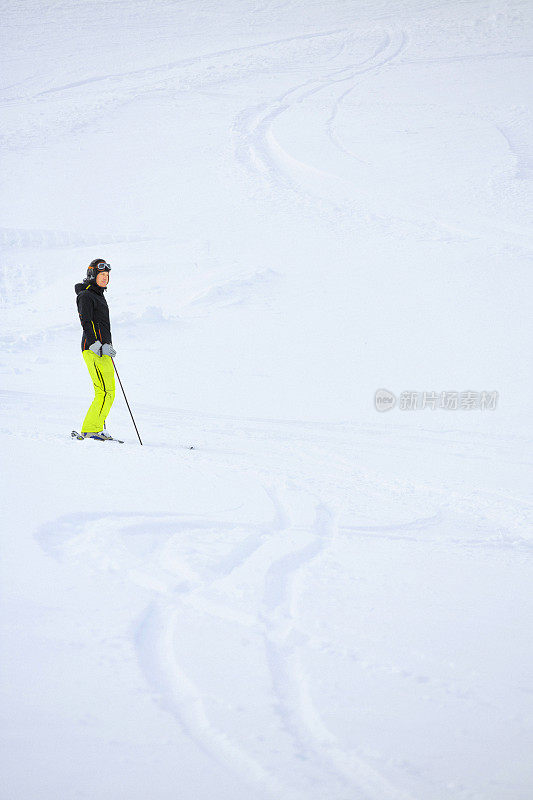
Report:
87,258,111,281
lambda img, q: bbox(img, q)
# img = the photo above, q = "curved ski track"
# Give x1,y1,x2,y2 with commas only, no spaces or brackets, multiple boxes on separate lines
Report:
233,27,408,202
37,479,416,800
132,483,415,800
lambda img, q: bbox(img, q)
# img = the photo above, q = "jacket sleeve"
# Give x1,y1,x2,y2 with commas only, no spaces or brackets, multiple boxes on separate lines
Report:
77,291,98,345
102,314,112,345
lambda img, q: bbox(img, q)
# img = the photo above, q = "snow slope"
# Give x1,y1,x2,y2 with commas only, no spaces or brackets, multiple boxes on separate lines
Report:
1,1,532,798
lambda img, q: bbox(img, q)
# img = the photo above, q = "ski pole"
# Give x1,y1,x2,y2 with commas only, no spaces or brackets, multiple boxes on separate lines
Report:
112,358,143,445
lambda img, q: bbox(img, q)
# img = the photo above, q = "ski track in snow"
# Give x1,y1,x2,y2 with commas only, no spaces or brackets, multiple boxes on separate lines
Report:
233,27,408,199
232,21,533,249
37,473,421,799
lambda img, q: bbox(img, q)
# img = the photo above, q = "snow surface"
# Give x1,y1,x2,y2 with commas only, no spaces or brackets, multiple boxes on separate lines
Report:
1,1,532,798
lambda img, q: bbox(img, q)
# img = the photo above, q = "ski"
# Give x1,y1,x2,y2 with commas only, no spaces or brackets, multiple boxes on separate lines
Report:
71,430,124,443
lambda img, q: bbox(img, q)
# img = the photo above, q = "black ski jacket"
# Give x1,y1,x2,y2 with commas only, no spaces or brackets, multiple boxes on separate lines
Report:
75,280,113,352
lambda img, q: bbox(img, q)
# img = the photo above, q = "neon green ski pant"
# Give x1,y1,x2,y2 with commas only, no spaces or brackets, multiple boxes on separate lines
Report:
81,350,116,433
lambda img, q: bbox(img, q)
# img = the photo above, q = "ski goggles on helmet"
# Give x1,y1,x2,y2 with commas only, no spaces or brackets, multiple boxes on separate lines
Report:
95,261,111,271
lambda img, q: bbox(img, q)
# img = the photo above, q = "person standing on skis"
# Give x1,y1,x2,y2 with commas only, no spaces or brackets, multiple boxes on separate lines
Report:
75,259,117,440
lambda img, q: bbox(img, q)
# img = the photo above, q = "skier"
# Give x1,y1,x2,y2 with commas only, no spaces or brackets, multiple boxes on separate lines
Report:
74,259,117,440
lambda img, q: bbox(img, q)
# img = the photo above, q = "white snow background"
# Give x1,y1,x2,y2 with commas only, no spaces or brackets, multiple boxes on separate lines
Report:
1,1,532,798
